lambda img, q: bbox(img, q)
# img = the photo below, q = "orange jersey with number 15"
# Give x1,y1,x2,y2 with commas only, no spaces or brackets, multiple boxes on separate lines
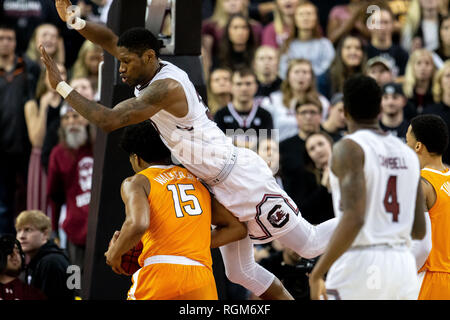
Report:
137,165,212,271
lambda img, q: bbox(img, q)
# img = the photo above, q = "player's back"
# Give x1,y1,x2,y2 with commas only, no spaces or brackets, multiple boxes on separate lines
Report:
136,165,213,270
330,129,421,247
420,167,450,273
135,61,235,183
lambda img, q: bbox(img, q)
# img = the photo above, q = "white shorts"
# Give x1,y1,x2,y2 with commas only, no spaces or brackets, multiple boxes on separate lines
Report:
325,246,419,300
209,147,302,244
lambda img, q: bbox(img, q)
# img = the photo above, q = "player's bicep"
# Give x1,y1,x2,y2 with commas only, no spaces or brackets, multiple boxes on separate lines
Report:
331,139,366,221
121,175,151,230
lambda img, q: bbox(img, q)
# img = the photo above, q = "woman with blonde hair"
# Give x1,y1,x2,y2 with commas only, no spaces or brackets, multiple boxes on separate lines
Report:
424,60,450,164
24,63,67,213
261,58,329,142
71,40,103,94
401,0,441,53
26,23,65,68
278,1,334,79
403,49,437,116
261,0,299,49
201,0,263,78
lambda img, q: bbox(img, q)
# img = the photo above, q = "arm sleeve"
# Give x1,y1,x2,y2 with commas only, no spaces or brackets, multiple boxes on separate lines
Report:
411,211,432,271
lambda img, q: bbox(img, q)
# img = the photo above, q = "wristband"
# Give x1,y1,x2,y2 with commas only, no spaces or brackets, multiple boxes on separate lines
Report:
68,17,86,30
56,81,74,99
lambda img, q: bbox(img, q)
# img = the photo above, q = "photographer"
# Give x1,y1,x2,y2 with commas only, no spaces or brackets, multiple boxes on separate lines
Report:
259,241,318,300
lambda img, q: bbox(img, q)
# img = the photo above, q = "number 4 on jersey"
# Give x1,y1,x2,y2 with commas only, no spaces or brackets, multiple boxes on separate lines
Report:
383,175,399,222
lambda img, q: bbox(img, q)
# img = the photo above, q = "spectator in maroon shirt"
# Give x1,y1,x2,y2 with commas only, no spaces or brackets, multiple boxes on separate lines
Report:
46,104,94,273
0,234,46,300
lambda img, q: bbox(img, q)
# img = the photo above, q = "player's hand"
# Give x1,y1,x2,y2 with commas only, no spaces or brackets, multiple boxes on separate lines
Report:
309,273,328,300
40,45,64,90
105,248,127,275
108,231,120,249
55,0,73,22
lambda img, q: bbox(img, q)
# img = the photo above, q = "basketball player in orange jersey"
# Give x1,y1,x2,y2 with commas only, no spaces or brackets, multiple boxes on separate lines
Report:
104,121,247,300
406,114,450,300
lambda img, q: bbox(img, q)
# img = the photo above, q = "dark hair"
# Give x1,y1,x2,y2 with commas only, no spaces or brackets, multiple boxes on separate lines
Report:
329,35,367,95
119,120,171,164
410,114,449,156
0,24,16,33
218,14,256,71
117,27,164,57
0,234,24,274
295,95,323,114
343,75,382,121
232,67,257,82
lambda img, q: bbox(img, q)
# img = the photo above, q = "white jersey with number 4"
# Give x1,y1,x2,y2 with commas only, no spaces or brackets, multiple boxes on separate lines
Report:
134,60,235,182
329,129,421,248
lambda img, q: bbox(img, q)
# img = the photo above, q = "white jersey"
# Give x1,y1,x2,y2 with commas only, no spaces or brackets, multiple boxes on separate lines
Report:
134,60,234,182
329,129,420,248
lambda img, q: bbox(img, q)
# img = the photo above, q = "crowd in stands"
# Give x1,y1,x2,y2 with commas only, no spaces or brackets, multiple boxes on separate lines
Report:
1,0,450,300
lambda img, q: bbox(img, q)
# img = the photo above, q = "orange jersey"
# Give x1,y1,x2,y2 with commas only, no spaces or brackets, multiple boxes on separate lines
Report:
137,165,213,271
419,168,450,273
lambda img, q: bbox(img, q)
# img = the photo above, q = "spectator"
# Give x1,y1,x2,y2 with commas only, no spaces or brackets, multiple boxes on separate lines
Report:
253,45,282,101
24,63,67,213
403,48,437,115
298,131,335,224
367,6,409,77
0,0,64,56
259,242,317,300
46,106,94,272
279,97,322,191
70,40,103,96
0,25,39,235
248,0,277,24
434,15,450,62
258,137,283,187
262,59,329,142
401,0,441,53
40,77,95,173
365,55,395,87
326,0,371,45
15,210,74,300
320,93,347,142
424,60,450,165
278,1,335,79
207,67,233,115
214,68,274,151
261,0,299,49
318,34,367,100
380,82,411,141
387,0,413,39
202,0,263,78
25,23,65,69
215,14,258,72
0,234,46,300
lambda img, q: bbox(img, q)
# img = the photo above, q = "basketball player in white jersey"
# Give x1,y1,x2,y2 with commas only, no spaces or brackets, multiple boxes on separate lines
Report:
43,0,339,300
309,75,427,300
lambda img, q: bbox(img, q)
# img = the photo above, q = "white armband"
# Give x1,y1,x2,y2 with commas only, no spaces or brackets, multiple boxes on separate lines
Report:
68,17,86,30
56,81,74,99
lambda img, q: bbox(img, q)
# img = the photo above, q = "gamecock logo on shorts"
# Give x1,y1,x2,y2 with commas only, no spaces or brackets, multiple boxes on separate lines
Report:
267,204,289,228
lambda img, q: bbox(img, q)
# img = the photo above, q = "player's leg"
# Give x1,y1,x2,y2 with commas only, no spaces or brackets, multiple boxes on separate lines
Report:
219,235,293,300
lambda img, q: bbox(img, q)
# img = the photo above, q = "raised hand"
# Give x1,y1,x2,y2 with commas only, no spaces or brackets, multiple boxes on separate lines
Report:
40,45,64,90
55,0,73,22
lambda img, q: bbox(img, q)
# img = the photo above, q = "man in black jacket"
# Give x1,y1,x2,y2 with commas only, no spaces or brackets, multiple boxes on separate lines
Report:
15,210,75,300
0,24,40,235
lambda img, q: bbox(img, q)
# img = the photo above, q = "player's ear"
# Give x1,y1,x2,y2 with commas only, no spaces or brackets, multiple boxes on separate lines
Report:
143,49,155,64
415,141,424,153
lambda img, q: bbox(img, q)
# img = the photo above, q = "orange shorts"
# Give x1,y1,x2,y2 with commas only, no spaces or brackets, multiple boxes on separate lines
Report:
127,263,218,300
418,271,450,300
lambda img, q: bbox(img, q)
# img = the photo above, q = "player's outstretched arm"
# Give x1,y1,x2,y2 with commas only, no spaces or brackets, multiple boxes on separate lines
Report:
210,197,247,248
55,0,120,58
105,175,150,275
309,139,366,300
41,45,184,132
